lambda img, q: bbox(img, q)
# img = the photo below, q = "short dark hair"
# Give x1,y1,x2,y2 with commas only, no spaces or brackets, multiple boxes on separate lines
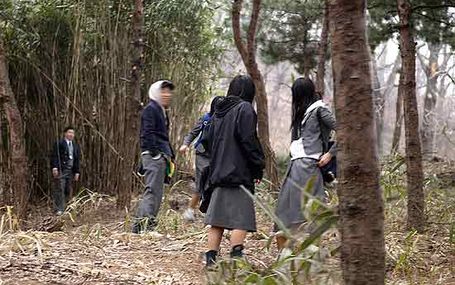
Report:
161,80,175,90
63,126,75,133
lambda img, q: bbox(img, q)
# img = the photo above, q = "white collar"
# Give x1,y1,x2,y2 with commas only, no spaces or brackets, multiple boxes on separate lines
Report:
305,100,326,116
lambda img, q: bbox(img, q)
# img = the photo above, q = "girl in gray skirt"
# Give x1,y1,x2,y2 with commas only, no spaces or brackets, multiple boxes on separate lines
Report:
202,75,265,266
275,78,336,249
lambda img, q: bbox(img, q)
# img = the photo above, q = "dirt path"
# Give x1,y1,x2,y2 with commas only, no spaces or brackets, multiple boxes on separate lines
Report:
0,193,274,285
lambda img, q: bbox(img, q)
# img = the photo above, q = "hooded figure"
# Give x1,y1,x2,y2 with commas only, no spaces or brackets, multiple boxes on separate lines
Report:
134,80,175,234
201,75,265,267
139,80,175,158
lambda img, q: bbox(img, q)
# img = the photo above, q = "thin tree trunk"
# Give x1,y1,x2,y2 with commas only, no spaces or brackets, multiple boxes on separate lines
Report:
329,0,385,283
0,36,29,219
232,0,279,188
397,0,425,232
372,59,385,155
117,0,144,209
421,43,442,159
391,88,404,154
316,0,329,97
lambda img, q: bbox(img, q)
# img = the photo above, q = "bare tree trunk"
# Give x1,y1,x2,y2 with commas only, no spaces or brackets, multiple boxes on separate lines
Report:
391,86,404,154
372,59,385,155
0,36,29,219
316,0,329,97
329,0,385,283
117,0,144,209
421,43,442,159
232,0,279,188
397,0,425,232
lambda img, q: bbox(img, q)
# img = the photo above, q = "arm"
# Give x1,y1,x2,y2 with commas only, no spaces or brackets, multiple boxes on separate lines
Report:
319,107,337,156
182,116,205,146
141,106,157,150
236,103,265,180
50,141,59,170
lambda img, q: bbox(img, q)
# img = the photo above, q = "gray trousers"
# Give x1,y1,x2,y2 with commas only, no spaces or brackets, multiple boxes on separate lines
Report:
135,154,167,227
53,169,73,212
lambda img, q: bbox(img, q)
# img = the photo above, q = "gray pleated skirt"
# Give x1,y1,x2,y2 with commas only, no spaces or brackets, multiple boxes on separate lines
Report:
275,157,324,230
205,186,256,232
194,154,210,194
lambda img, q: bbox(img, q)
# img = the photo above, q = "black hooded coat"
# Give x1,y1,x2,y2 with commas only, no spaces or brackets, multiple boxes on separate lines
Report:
203,96,265,191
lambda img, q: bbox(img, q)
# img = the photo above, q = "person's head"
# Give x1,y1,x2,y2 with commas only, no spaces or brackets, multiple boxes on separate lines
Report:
148,80,175,108
209,96,225,115
63,126,75,141
291,77,320,130
227,75,256,103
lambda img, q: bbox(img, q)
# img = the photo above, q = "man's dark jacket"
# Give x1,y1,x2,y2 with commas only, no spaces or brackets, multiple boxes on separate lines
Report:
50,139,80,174
204,97,265,190
140,99,174,158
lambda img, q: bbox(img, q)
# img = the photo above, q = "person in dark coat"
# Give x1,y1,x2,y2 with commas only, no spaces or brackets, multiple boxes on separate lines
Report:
50,126,81,215
179,96,224,222
275,78,336,249
202,75,265,266
133,80,175,234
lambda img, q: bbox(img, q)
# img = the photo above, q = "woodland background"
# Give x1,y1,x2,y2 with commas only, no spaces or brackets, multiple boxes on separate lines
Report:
0,0,454,284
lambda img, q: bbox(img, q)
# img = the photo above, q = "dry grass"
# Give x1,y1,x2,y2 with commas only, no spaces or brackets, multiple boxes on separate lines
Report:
0,161,454,285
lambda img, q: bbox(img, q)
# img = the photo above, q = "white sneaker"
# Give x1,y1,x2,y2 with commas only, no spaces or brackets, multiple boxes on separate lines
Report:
56,211,64,216
183,208,196,222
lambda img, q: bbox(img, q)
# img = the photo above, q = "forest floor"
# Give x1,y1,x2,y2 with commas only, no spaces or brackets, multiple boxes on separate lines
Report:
0,160,454,285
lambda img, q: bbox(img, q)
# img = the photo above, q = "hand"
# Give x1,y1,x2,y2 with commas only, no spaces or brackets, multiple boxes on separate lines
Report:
179,145,189,154
318,153,332,167
52,168,59,178
74,173,80,181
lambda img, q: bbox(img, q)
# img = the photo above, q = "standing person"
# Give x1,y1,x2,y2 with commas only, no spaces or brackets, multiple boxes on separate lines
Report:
203,75,265,266
133,80,175,234
50,126,81,215
179,96,224,222
275,78,336,249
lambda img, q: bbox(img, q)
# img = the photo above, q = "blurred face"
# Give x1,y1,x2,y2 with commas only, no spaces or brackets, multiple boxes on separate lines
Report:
161,87,173,108
65,129,75,141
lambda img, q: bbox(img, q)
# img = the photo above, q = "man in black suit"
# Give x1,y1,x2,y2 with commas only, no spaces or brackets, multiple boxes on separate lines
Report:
50,126,81,215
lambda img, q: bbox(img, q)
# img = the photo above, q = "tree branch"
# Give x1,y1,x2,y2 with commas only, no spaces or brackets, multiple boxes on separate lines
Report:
247,0,261,62
232,0,249,63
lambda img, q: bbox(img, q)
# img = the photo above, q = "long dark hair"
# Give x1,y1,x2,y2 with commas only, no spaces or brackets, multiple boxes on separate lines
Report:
291,78,320,132
227,75,256,103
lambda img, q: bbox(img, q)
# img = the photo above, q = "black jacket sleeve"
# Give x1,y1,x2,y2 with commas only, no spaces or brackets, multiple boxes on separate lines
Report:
235,103,265,180
183,116,204,146
141,106,157,150
50,141,60,170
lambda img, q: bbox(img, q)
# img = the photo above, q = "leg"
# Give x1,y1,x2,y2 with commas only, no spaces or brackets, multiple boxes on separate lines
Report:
230,229,247,258
276,235,288,251
189,193,201,210
63,171,73,205
134,154,167,232
183,192,200,222
206,226,224,266
191,155,209,210
53,175,66,213
208,226,224,251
